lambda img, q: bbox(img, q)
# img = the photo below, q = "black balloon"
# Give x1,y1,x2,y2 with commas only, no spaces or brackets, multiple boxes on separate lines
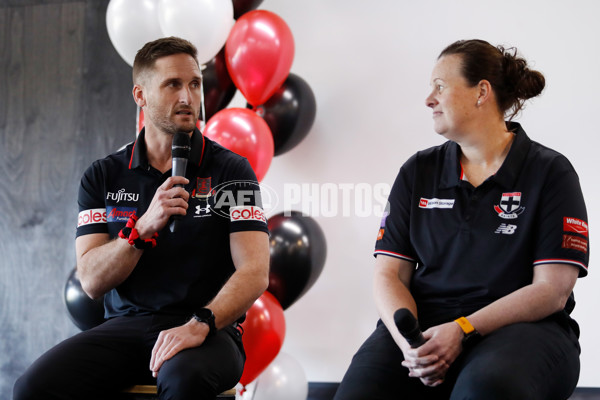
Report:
249,73,317,156
203,47,237,121
232,0,264,19
64,268,105,330
267,211,327,309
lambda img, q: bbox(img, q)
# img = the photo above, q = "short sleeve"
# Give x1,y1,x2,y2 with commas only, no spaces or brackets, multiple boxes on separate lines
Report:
219,157,269,235
374,155,418,263
76,161,108,237
533,155,589,277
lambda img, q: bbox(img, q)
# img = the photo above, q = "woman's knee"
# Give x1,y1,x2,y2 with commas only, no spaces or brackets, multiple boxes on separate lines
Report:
451,368,534,400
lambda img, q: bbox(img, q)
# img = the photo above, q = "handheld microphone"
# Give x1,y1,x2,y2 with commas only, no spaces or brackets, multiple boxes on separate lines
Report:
169,131,191,233
394,308,426,348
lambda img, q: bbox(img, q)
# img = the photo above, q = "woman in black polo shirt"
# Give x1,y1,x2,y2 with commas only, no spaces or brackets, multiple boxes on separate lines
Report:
335,39,588,399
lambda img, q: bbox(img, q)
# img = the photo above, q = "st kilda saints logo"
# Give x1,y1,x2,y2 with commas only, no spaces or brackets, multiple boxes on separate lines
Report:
494,192,525,219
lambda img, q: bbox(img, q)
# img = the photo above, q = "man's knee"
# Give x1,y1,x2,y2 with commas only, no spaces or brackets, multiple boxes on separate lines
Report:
157,365,220,400
156,352,241,400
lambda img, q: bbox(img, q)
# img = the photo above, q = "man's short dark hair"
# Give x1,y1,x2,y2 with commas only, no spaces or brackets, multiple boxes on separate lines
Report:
132,37,198,84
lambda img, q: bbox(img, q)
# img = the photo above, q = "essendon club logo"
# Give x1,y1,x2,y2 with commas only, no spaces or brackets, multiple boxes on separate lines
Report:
494,192,525,219
193,177,213,198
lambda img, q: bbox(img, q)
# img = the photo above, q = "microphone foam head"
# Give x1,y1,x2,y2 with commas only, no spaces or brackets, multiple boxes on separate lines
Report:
394,308,418,335
172,131,191,158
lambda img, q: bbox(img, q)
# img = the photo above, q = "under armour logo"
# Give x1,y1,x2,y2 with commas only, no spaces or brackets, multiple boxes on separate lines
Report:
495,223,517,235
195,204,211,215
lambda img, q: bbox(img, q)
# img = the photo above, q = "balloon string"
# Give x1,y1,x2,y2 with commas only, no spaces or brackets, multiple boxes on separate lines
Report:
251,378,259,400
135,104,140,137
200,67,206,131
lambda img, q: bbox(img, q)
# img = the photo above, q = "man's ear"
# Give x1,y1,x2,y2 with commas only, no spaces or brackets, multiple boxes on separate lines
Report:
133,84,146,108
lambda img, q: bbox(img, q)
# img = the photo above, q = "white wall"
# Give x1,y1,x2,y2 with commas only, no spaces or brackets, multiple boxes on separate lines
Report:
230,0,600,387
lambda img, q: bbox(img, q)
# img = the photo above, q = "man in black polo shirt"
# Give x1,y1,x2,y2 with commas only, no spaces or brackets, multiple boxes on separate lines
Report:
14,37,269,400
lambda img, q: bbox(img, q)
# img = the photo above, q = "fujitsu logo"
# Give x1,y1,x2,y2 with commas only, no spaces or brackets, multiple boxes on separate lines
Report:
106,188,139,203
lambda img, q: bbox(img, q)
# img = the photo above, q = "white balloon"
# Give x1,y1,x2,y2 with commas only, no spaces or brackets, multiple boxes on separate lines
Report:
106,0,164,67
157,0,234,65
252,352,308,400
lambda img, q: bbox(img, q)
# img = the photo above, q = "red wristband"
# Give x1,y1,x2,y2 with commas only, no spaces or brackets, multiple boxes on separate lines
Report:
118,215,158,249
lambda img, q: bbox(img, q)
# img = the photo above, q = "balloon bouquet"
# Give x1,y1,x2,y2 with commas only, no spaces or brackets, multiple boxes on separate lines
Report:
65,1,324,399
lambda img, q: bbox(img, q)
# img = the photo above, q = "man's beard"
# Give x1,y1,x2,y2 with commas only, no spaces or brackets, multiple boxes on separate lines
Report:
146,107,198,134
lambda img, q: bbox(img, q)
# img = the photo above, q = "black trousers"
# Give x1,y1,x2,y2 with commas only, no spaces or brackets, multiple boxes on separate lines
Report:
334,318,581,400
13,315,245,400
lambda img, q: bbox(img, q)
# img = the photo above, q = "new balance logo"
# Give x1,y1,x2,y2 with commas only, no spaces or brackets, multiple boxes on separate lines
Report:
495,224,517,235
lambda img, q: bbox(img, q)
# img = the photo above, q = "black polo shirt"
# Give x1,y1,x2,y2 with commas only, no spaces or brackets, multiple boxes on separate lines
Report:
76,128,269,318
375,122,589,328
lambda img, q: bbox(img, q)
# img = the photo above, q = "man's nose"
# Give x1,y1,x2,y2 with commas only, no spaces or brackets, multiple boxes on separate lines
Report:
179,87,192,104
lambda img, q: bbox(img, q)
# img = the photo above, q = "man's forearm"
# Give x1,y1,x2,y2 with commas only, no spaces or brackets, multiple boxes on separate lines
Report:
76,235,144,299
205,266,269,330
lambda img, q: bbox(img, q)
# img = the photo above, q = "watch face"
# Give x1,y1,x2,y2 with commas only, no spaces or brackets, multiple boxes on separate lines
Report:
463,331,482,348
195,308,214,320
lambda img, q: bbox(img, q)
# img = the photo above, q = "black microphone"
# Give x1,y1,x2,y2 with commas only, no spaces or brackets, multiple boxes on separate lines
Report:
169,131,191,233
394,308,426,348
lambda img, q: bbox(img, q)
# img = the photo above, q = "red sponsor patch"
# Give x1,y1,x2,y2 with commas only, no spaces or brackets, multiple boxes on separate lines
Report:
419,198,428,207
563,217,588,237
562,234,588,253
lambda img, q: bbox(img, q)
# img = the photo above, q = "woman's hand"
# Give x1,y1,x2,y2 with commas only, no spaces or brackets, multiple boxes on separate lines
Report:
401,321,464,386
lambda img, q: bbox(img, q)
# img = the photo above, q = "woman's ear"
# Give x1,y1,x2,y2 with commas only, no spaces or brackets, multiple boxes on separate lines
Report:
476,79,492,106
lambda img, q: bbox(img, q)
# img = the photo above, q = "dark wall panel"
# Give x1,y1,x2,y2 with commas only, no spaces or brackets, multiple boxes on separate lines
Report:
0,2,135,398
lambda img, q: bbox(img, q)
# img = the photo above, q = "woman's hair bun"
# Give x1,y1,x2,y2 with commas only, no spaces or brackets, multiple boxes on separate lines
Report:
500,46,545,101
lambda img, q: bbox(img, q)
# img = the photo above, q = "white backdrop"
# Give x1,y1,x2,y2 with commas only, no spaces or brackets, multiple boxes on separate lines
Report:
229,0,599,387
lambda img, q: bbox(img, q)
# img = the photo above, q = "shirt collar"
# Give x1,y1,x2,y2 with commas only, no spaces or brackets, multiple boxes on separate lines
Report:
129,127,205,170
439,121,532,189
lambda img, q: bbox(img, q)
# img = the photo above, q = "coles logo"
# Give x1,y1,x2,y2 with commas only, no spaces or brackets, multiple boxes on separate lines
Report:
78,208,107,227
230,206,267,223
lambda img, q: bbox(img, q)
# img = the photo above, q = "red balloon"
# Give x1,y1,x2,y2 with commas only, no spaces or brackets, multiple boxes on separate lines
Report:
225,10,295,106
239,291,286,386
203,108,274,181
